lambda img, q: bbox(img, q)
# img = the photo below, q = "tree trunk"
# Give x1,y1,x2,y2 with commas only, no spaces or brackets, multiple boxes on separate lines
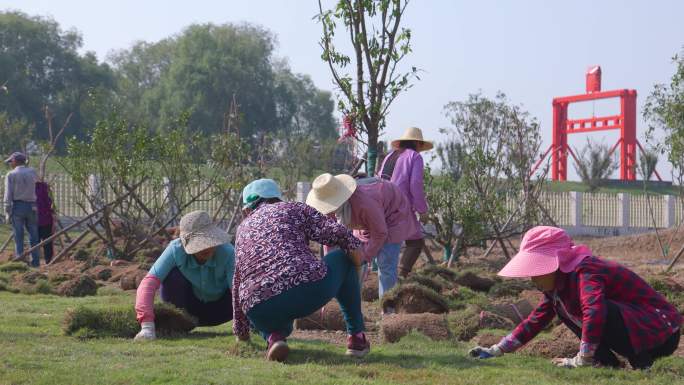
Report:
366,128,379,177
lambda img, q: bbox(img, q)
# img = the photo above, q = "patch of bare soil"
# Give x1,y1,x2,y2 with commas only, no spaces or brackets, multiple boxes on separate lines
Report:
381,313,451,343
487,299,534,324
474,333,504,347
295,301,381,332
519,325,578,358
362,272,379,302
478,311,515,330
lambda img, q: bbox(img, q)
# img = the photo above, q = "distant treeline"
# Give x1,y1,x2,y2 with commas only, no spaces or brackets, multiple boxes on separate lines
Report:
0,11,338,153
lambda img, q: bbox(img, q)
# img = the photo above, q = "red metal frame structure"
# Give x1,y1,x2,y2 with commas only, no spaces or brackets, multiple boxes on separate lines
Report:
532,66,662,181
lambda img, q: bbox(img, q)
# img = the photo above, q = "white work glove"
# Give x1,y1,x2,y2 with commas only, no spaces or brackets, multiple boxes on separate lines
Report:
4,213,10,224
552,352,593,368
468,344,503,359
134,322,156,341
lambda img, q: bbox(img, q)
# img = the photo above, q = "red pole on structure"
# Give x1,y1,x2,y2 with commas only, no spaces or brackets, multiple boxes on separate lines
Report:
620,90,637,180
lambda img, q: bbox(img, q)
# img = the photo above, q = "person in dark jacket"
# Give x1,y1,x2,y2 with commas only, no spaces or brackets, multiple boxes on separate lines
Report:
35,181,55,264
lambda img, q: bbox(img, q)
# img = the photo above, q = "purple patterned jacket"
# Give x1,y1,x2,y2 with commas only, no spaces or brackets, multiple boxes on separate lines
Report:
232,201,361,339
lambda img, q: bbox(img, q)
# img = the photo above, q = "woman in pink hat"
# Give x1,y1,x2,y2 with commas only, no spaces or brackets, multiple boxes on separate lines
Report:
469,226,681,369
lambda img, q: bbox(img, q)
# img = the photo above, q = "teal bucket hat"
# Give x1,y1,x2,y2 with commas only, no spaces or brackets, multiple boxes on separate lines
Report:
242,179,283,209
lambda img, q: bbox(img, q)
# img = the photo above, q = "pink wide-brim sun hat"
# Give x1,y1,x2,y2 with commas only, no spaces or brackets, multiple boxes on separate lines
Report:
498,226,592,278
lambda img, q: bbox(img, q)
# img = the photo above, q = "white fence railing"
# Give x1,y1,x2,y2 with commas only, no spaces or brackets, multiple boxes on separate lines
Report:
1,174,681,236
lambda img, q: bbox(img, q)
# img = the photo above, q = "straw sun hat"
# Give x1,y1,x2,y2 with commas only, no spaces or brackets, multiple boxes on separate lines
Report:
390,127,433,152
306,173,357,215
178,210,230,255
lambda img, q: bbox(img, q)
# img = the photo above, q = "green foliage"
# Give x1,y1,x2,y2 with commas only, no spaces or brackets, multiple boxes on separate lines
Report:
0,112,32,155
439,92,547,258
644,47,684,189
110,23,336,142
424,168,486,262
0,11,115,145
1,12,337,152
638,147,659,182
317,0,418,175
573,139,619,192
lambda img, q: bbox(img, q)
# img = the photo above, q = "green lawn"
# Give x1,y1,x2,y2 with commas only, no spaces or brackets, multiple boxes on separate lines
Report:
0,291,682,385
545,180,679,195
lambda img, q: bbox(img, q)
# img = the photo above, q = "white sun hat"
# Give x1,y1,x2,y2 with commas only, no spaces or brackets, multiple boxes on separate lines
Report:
305,173,357,215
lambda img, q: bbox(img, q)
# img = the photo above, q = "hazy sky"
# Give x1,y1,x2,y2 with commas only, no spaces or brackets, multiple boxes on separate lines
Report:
4,0,684,180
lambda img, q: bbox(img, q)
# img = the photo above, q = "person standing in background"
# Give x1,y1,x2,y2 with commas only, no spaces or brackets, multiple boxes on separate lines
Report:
3,152,40,267
35,180,55,264
378,127,432,278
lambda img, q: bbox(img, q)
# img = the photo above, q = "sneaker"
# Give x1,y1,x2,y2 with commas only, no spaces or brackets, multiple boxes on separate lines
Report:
266,332,289,362
346,332,370,358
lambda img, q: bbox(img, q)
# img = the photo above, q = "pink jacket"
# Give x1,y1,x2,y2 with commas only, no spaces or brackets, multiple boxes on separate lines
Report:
349,180,415,261
379,149,428,240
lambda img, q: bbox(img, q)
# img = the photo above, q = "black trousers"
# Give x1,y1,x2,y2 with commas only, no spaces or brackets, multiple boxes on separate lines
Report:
37,223,54,264
564,300,680,369
160,268,233,327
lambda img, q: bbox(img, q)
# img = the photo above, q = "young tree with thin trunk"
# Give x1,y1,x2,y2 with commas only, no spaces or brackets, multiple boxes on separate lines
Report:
317,0,418,175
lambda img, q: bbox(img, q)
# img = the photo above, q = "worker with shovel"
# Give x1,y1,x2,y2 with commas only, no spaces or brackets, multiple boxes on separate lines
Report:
469,226,682,369
307,173,415,305
233,178,368,362
134,210,235,340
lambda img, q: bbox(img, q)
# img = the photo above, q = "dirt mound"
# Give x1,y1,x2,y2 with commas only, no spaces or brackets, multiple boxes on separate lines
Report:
20,271,48,284
475,333,503,347
119,270,147,290
295,301,347,331
418,265,458,285
518,290,544,307
581,227,684,265
489,279,535,298
486,299,534,324
478,311,515,330
86,266,113,281
380,313,450,343
381,284,449,314
454,271,496,292
57,275,98,297
362,273,379,302
520,325,578,358
403,275,445,293
447,305,481,341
